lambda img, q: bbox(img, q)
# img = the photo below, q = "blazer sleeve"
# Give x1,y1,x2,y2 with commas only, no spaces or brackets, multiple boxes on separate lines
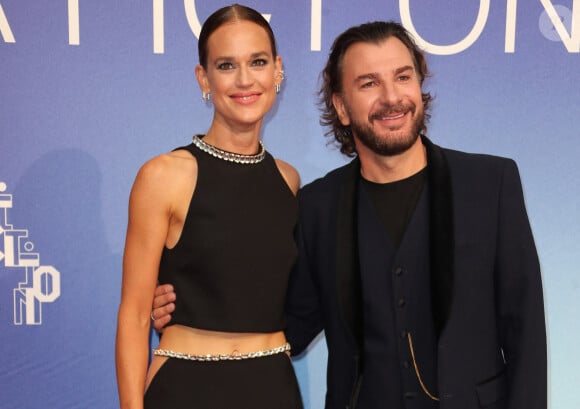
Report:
495,159,547,408
285,206,324,356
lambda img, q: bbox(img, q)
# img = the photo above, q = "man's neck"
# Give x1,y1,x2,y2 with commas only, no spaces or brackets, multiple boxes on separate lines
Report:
357,136,427,183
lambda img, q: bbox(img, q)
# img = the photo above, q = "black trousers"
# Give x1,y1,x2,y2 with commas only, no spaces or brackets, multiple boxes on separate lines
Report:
144,352,303,409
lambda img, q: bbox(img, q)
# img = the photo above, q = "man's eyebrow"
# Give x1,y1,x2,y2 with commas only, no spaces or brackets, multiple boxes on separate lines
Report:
354,72,380,82
395,65,415,75
353,65,415,82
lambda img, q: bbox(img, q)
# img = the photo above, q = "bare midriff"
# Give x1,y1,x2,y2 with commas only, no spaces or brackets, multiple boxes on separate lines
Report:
156,325,288,355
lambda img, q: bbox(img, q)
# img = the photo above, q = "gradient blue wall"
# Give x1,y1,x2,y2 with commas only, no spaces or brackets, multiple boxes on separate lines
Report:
1,1,578,408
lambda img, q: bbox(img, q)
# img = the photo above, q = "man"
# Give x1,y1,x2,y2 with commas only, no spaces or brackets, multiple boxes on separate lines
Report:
153,21,546,409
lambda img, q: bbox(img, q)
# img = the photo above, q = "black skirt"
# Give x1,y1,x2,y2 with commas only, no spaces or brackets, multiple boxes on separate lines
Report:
144,352,303,409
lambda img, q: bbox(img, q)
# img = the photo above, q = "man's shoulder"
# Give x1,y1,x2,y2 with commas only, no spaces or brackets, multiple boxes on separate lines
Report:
299,159,357,198
429,141,523,194
434,141,516,171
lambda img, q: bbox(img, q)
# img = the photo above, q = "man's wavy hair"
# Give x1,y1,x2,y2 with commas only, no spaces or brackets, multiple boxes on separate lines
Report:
318,21,433,157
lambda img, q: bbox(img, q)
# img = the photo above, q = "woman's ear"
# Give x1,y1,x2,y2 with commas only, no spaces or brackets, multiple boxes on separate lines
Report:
274,56,284,88
195,65,210,94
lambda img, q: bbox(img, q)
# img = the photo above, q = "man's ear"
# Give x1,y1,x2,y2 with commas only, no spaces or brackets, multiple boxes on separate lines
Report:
332,93,350,126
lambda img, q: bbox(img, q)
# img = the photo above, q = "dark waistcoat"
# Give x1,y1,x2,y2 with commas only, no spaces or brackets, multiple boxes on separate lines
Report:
356,182,439,409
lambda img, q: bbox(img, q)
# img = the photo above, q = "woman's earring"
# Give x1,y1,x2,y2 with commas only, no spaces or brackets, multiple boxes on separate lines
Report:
202,91,212,101
275,70,285,94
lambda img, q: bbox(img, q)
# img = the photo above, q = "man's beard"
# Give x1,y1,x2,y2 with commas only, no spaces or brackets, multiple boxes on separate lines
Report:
348,102,425,156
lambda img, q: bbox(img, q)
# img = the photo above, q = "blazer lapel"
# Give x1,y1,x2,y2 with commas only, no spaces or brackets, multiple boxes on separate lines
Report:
335,157,364,351
423,136,455,337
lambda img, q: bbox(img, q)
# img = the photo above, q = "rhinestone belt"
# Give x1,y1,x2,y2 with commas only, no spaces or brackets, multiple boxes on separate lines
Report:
153,342,291,361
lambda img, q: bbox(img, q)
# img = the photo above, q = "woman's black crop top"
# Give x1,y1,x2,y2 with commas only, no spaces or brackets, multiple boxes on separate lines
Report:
158,140,298,333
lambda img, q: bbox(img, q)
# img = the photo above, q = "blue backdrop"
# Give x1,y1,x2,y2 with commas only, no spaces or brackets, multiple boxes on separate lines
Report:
1,1,578,408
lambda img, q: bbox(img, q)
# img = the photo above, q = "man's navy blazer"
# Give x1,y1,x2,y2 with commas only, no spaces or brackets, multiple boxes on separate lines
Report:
285,137,546,409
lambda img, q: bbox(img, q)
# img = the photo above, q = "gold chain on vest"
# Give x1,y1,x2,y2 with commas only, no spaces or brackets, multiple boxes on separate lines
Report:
407,332,440,401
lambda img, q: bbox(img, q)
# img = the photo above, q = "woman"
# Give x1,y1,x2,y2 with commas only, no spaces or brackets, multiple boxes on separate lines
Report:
115,4,302,409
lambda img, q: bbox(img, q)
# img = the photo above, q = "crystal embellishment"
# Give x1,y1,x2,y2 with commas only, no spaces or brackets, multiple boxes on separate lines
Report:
192,134,266,164
153,342,291,361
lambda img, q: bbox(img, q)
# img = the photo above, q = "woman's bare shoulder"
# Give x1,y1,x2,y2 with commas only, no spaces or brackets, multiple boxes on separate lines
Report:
131,150,197,199
274,158,301,195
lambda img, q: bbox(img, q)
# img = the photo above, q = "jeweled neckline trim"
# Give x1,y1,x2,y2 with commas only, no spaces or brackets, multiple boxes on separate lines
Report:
192,134,265,164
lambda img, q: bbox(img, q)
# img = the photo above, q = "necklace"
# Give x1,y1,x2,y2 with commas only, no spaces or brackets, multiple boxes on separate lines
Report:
192,134,265,164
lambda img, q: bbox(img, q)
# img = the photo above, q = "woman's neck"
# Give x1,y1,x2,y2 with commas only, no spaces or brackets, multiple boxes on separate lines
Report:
203,122,262,155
